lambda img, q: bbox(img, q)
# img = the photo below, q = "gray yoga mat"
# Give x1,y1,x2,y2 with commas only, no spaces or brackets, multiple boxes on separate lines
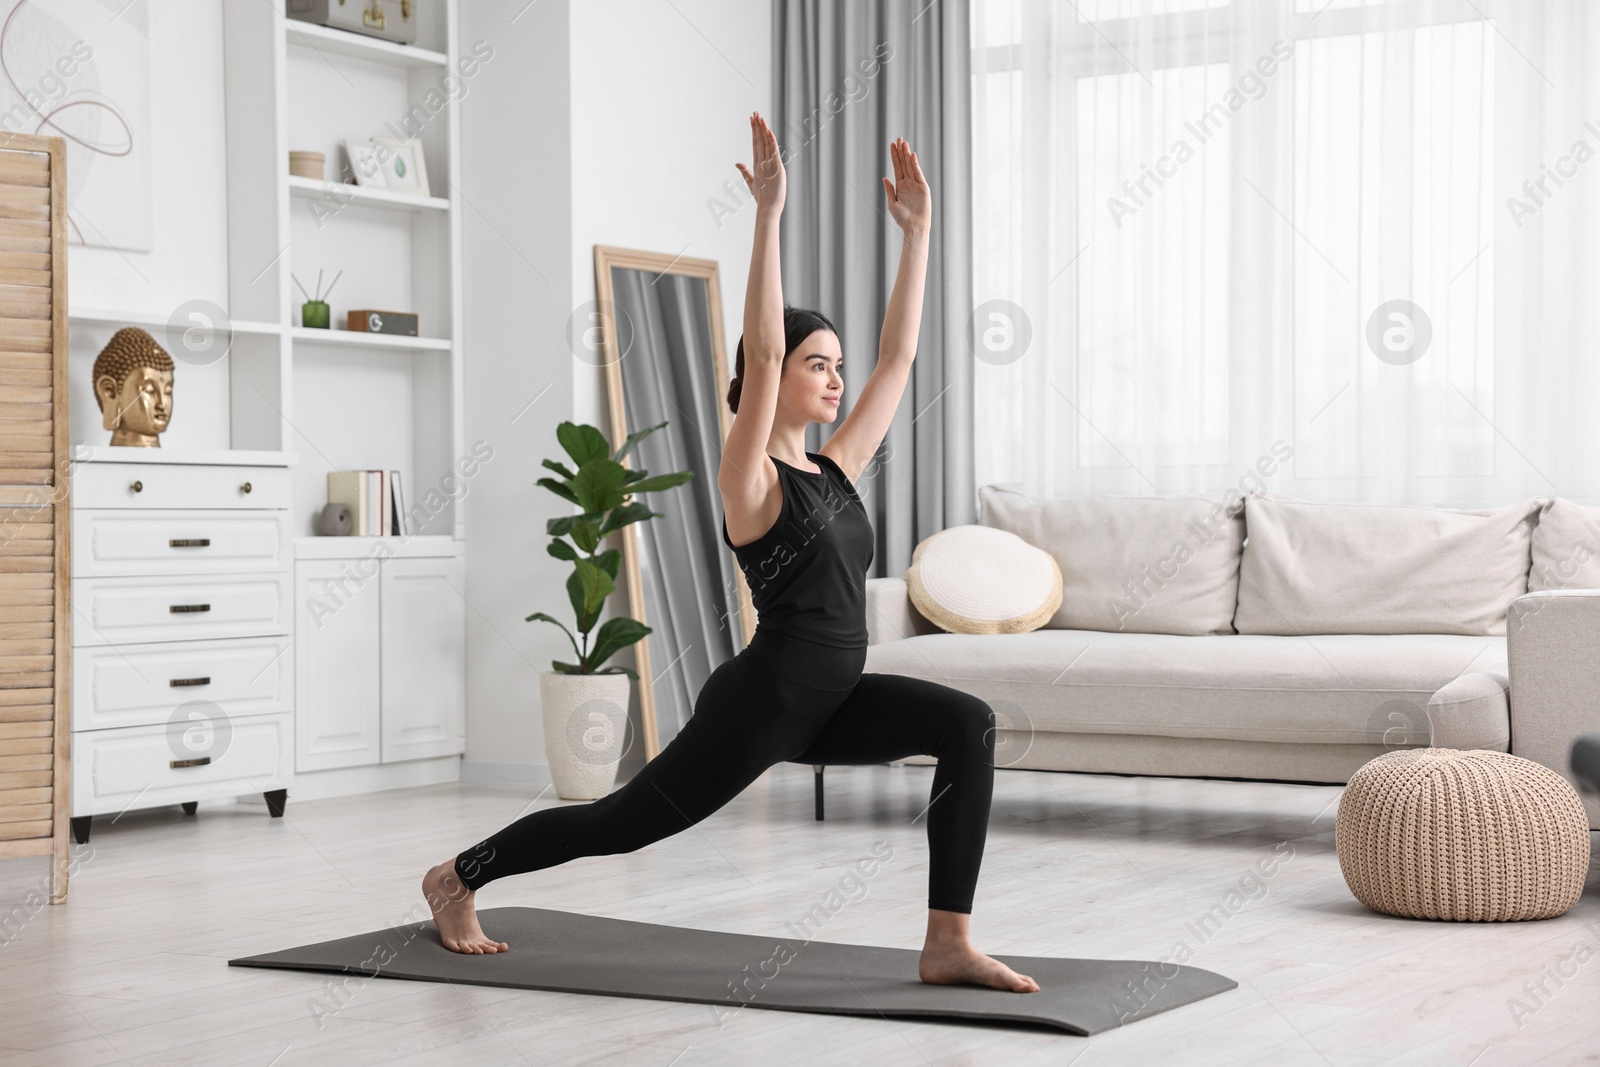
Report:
229,906,1236,1036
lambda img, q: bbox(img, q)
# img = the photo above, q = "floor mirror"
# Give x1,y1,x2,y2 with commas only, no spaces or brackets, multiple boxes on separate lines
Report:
593,245,756,763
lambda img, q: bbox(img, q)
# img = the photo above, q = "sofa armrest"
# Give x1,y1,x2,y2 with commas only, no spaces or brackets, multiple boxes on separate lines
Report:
1507,590,1600,826
866,576,939,646
1426,670,1509,751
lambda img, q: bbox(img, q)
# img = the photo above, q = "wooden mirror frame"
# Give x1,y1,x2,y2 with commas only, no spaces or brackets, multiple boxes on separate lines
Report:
591,245,754,763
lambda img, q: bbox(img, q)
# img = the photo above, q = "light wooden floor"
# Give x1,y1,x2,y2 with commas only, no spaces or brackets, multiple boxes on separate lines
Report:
3,763,1598,1066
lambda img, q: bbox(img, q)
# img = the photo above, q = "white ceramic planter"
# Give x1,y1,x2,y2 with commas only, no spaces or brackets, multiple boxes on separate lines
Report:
540,670,633,800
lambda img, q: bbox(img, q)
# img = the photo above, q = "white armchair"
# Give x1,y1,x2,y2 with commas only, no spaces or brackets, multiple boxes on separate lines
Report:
865,575,938,646
1506,590,1600,829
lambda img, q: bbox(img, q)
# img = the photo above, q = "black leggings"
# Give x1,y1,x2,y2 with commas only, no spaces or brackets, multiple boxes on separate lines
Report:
454,628,998,913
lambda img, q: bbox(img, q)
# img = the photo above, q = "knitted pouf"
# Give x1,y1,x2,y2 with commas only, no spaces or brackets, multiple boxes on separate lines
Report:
1336,748,1590,921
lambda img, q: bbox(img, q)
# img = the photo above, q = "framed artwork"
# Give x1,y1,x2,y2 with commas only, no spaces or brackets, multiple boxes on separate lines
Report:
344,137,386,188
373,137,430,196
0,0,154,251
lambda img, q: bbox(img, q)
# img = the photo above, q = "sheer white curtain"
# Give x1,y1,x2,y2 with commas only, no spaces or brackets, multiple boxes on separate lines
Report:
971,0,1599,508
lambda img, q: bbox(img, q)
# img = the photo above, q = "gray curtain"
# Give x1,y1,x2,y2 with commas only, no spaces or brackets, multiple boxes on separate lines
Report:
613,269,743,753
774,0,975,576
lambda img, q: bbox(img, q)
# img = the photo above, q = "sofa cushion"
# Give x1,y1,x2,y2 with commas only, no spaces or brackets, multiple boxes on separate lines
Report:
1425,670,1510,751
863,629,1505,745
1529,498,1600,591
977,487,1245,636
1233,496,1541,636
905,525,1061,635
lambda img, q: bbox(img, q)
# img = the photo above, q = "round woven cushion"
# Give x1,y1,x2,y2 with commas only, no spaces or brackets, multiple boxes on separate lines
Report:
905,525,1062,635
1336,748,1590,921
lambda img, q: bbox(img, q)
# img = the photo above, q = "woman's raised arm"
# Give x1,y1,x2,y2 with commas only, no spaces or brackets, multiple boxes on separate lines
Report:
819,137,932,482
720,112,788,501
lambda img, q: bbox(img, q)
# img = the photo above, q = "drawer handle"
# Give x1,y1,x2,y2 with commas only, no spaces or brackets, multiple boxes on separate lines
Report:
241,481,252,494
130,479,143,493
170,538,211,548
170,676,211,687
170,757,211,769
170,603,211,614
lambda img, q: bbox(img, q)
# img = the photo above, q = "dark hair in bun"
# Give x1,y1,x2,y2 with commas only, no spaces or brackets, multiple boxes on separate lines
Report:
727,305,837,415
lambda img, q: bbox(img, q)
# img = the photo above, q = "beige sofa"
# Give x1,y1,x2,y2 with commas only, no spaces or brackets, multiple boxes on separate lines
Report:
860,489,1600,827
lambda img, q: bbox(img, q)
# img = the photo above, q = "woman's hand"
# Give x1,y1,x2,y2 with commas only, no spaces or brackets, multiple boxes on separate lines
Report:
735,112,786,218
883,137,931,235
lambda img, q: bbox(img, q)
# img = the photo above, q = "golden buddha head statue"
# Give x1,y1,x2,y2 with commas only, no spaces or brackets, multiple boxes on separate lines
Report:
93,327,174,447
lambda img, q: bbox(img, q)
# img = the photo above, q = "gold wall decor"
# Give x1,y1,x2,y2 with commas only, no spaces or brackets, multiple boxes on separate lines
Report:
92,326,174,447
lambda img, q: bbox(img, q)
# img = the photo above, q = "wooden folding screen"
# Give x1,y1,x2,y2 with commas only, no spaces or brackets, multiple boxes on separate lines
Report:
0,132,70,903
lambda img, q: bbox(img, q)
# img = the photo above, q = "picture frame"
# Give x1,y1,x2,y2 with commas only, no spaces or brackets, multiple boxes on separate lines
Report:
373,137,430,196
344,137,387,188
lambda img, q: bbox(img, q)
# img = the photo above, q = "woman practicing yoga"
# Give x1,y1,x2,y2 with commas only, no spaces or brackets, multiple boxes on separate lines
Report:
424,112,1038,994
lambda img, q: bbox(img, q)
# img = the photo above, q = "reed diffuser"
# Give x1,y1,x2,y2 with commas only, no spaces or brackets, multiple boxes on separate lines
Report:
294,269,343,329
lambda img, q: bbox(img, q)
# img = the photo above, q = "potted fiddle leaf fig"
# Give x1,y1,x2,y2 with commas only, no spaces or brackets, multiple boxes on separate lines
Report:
527,419,693,798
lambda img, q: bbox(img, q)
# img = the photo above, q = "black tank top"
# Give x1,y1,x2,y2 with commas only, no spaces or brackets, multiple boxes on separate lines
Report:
720,450,875,648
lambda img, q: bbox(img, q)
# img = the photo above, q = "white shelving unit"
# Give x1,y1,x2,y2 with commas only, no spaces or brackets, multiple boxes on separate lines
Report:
282,19,448,68
70,445,298,467
71,4,465,533
220,0,466,543
270,5,466,801
294,533,461,559
70,306,283,336
287,175,449,213
288,326,452,351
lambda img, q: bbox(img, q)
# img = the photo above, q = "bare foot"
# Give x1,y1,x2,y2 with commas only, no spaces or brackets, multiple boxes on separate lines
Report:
919,909,1038,992
422,858,508,954
919,938,1039,992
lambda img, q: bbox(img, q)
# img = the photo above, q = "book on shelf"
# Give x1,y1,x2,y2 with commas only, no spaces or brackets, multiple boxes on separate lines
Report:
327,471,358,534
327,469,408,535
390,469,407,536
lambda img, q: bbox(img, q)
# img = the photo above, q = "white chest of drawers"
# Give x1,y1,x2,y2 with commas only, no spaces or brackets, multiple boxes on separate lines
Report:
68,458,294,842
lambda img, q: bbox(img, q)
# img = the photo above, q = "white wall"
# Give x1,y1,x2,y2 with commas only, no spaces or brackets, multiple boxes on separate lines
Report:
568,0,771,429
457,1,575,770
68,1,229,312
459,0,770,776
